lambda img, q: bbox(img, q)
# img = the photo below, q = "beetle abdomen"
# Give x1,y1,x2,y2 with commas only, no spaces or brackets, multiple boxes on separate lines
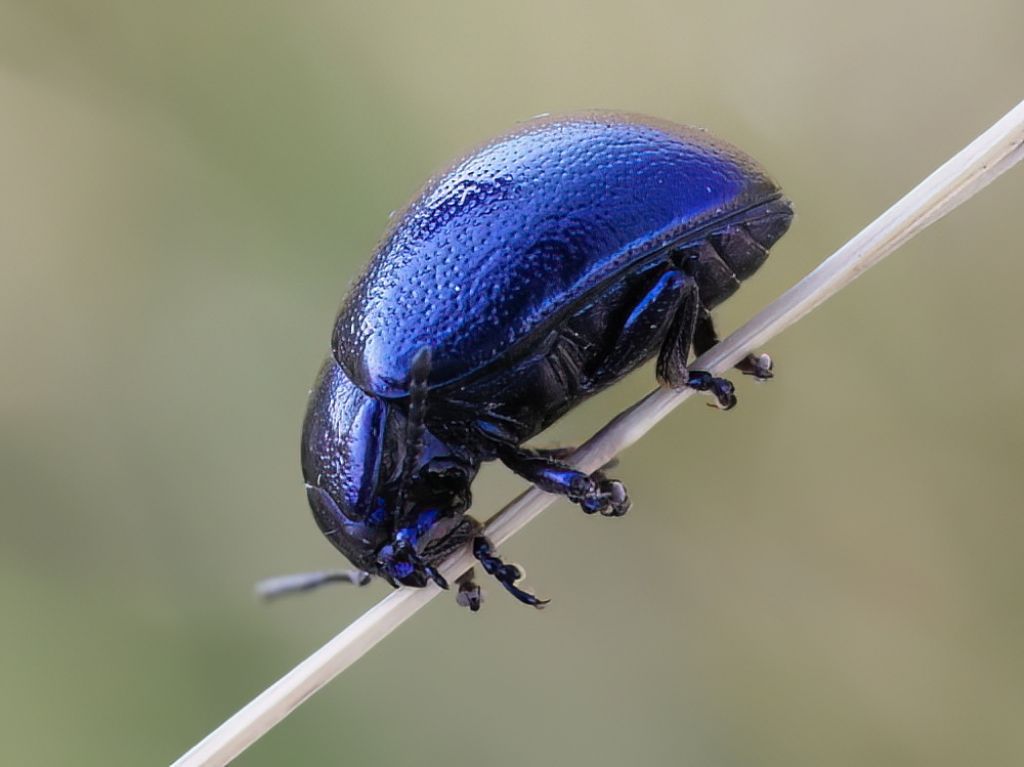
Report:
333,112,789,399
690,196,794,308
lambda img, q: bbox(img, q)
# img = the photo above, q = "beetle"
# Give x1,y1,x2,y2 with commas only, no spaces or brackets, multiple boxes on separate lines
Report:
293,112,792,611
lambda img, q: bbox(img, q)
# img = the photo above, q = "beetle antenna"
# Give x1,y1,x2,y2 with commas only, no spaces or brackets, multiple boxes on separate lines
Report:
395,347,432,514
255,569,372,600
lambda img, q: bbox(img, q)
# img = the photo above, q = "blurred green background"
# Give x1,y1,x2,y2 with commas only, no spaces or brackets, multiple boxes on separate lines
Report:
2,2,1023,765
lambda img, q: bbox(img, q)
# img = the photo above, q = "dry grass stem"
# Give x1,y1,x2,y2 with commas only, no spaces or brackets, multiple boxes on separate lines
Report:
172,98,1024,767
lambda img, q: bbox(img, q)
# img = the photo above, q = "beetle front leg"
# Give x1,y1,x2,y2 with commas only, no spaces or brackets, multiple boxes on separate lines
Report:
455,568,484,612
472,536,548,608
498,446,630,517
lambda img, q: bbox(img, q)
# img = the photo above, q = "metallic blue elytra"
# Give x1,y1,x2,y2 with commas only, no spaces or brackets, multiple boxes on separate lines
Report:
300,112,793,610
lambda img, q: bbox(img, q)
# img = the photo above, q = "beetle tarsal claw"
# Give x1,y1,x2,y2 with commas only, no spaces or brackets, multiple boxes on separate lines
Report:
454,567,485,611
739,352,774,381
471,536,549,609
456,581,484,612
598,479,630,517
581,473,630,517
687,370,737,410
424,565,449,590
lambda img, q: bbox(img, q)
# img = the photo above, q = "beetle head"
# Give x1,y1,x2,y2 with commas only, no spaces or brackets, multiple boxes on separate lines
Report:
301,358,479,583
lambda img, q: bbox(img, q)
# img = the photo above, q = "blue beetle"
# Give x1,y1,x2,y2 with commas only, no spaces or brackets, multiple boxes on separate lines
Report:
298,113,792,610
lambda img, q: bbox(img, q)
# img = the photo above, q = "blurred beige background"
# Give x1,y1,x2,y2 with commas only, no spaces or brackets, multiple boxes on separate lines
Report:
2,2,1023,765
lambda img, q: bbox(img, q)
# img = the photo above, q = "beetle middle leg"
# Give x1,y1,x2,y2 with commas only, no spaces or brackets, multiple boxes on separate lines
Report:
589,263,738,409
498,446,630,517
589,266,688,383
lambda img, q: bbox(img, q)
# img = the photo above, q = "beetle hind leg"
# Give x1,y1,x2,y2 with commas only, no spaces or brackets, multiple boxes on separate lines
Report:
498,446,630,517
694,309,774,381
656,275,737,409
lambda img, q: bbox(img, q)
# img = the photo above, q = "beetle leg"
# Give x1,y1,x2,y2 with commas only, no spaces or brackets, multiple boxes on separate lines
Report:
694,310,774,381
498,446,630,517
394,347,432,516
590,266,687,382
472,536,548,608
455,568,484,612
684,370,737,411
378,538,450,589
656,280,737,409
531,445,576,462
532,446,620,473
655,275,698,388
